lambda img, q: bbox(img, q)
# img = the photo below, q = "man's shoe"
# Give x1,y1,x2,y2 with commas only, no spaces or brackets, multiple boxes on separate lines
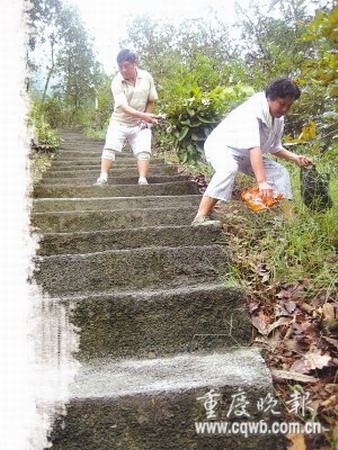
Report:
138,178,149,185
191,216,221,227
94,178,108,187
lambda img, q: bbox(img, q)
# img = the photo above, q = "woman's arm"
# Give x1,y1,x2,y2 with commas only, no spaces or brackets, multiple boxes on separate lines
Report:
274,148,312,167
249,146,274,198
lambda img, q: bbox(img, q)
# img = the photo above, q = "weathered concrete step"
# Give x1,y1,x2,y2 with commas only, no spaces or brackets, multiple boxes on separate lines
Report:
32,206,198,233
33,245,230,295
64,283,249,359
44,165,179,178
38,174,186,186
46,349,280,450
48,161,171,170
36,223,222,255
51,157,165,165
57,150,101,158
58,145,165,155
56,139,97,145
58,145,99,150
56,150,165,163
56,149,102,158
33,181,200,198
33,194,201,212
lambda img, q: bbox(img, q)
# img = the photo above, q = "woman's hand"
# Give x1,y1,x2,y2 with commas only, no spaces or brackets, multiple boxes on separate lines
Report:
258,181,274,198
293,155,312,167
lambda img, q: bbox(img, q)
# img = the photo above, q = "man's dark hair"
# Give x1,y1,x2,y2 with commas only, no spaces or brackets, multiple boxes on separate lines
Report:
265,77,301,100
117,49,137,65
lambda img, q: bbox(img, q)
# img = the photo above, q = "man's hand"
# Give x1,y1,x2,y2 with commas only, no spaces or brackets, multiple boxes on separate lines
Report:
143,112,162,124
293,155,312,167
258,181,274,198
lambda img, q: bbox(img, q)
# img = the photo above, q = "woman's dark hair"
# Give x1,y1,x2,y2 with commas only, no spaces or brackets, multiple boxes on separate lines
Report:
117,49,137,65
265,77,301,100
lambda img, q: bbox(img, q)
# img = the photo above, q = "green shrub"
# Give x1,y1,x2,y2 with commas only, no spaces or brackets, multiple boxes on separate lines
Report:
158,82,254,165
28,100,63,152
83,126,107,140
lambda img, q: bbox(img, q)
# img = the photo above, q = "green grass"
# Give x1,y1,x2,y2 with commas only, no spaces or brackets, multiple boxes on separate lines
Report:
29,152,53,184
83,126,107,140
178,147,338,295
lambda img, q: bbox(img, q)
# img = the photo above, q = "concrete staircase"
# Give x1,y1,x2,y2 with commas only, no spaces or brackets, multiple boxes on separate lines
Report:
32,129,283,449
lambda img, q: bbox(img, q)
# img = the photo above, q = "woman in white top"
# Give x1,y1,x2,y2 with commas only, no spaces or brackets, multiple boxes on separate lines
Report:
192,77,312,225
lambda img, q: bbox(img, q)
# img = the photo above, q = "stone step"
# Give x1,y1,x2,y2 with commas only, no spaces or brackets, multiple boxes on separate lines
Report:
32,206,198,233
38,174,187,186
33,181,200,198
58,145,97,149
36,224,223,256
56,150,165,162
44,165,179,178
51,157,165,166
46,349,280,450
48,161,171,171
57,150,101,158
62,283,249,360
60,138,103,144
33,194,201,212
33,244,230,296
58,147,102,153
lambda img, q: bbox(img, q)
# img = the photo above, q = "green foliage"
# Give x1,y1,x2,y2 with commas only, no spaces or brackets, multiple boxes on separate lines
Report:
26,0,104,125
159,81,254,165
28,100,63,152
90,74,113,128
297,6,338,148
83,126,107,141
38,94,65,127
234,0,315,82
122,1,333,163
121,14,236,82
29,152,53,184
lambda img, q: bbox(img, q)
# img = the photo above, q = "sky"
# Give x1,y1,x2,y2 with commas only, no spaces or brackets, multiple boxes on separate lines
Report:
67,0,252,74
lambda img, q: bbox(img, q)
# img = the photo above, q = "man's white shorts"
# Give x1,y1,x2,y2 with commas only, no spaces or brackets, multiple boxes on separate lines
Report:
103,121,152,157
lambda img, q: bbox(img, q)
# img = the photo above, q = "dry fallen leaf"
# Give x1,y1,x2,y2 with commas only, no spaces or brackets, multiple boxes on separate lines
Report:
271,369,319,383
322,302,336,322
299,302,314,315
291,352,332,374
286,433,306,450
266,316,293,335
251,314,270,335
322,335,338,349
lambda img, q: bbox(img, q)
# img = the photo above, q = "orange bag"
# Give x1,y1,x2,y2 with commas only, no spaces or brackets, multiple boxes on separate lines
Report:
241,186,283,211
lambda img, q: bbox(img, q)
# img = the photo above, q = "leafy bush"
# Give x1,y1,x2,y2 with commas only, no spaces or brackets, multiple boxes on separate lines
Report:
91,76,113,128
158,82,254,165
40,95,66,127
28,100,63,152
83,126,107,140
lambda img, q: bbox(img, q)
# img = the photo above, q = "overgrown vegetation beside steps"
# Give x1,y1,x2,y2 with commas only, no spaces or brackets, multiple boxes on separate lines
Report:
185,157,338,449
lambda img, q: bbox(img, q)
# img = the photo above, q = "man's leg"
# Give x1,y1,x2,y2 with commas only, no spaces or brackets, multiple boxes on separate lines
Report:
137,152,151,185
95,150,116,185
95,121,124,185
100,157,114,180
130,127,152,185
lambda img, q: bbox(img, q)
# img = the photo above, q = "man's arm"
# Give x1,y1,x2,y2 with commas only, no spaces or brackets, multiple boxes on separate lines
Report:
274,148,312,167
145,101,155,113
249,146,274,198
119,104,159,124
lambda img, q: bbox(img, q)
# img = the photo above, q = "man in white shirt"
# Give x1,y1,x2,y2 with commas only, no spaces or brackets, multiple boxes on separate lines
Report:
192,77,312,225
95,49,161,186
